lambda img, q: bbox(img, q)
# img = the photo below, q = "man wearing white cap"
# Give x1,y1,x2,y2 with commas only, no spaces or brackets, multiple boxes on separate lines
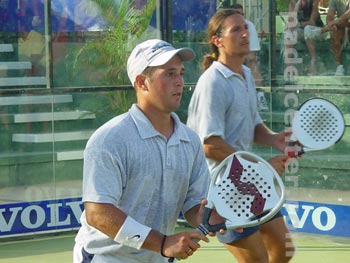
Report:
73,39,212,262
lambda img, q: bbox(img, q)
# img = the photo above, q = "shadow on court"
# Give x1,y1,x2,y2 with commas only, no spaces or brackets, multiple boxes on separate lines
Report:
0,228,349,263
0,233,76,263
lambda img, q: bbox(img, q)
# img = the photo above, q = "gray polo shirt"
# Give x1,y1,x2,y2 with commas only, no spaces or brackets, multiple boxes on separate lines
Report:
187,61,262,172
328,0,349,16
75,104,210,262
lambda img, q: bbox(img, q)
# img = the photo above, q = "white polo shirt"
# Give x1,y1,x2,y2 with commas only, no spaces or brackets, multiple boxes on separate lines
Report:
187,61,262,172
75,104,210,262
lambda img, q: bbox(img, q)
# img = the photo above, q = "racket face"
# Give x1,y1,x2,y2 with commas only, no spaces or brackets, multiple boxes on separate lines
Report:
293,98,345,151
207,152,284,229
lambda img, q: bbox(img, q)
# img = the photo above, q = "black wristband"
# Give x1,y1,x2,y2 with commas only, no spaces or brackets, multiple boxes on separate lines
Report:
160,234,168,258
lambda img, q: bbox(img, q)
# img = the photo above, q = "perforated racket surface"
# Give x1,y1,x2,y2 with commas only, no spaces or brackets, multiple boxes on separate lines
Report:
289,98,345,156
201,151,285,232
168,151,285,262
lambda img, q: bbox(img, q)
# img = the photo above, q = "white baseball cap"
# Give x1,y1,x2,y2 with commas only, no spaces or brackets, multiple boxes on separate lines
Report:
127,39,195,85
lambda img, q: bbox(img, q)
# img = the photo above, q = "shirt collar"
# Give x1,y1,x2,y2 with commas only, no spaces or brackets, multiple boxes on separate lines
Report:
129,104,191,143
213,61,250,80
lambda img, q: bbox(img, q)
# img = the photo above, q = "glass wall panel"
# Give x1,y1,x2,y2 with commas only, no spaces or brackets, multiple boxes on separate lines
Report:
0,88,136,237
0,0,47,89
172,0,217,83
51,0,160,87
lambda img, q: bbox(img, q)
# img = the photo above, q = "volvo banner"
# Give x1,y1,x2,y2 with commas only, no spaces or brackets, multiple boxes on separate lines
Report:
0,198,349,238
0,198,83,237
281,200,350,237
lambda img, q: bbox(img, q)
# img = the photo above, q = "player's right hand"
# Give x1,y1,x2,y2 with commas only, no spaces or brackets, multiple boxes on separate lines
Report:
162,231,208,259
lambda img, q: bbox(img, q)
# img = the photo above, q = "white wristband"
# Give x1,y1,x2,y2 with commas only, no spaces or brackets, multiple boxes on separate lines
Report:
114,216,151,250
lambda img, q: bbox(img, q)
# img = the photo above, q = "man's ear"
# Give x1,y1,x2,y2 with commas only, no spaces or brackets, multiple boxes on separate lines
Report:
135,75,148,91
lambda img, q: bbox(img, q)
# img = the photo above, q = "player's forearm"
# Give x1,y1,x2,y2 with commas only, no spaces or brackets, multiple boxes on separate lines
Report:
84,202,165,253
142,229,166,253
203,136,236,163
254,123,277,147
335,9,350,25
183,204,202,227
326,10,336,24
84,202,126,239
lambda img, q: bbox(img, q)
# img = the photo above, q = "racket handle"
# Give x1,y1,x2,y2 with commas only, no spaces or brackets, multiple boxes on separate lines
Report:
168,207,228,262
201,207,227,233
168,257,176,262
287,141,304,157
167,224,210,262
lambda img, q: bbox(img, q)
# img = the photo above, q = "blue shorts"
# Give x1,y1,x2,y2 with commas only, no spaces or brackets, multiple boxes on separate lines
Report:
216,211,283,243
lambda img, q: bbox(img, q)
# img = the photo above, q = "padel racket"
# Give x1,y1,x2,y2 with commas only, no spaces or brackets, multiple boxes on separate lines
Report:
287,98,345,157
200,151,285,232
169,151,285,262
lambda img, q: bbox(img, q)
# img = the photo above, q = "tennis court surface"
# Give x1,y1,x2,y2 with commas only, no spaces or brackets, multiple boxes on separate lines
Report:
0,227,349,263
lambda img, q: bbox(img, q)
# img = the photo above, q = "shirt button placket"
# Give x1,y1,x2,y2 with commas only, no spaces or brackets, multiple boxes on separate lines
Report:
166,145,171,167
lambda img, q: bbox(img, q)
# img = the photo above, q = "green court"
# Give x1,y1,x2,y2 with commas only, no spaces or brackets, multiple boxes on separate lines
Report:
0,228,349,263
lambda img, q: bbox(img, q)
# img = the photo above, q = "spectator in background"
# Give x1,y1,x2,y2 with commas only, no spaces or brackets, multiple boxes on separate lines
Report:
17,11,46,135
286,0,329,75
51,0,72,41
18,0,44,32
18,12,45,76
327,0,350,76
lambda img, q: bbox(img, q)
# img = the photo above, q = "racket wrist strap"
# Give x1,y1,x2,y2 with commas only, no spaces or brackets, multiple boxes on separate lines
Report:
114,216,151,249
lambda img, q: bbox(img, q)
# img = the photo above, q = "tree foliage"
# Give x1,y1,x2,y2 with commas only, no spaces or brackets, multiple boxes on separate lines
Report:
67,0,156,85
